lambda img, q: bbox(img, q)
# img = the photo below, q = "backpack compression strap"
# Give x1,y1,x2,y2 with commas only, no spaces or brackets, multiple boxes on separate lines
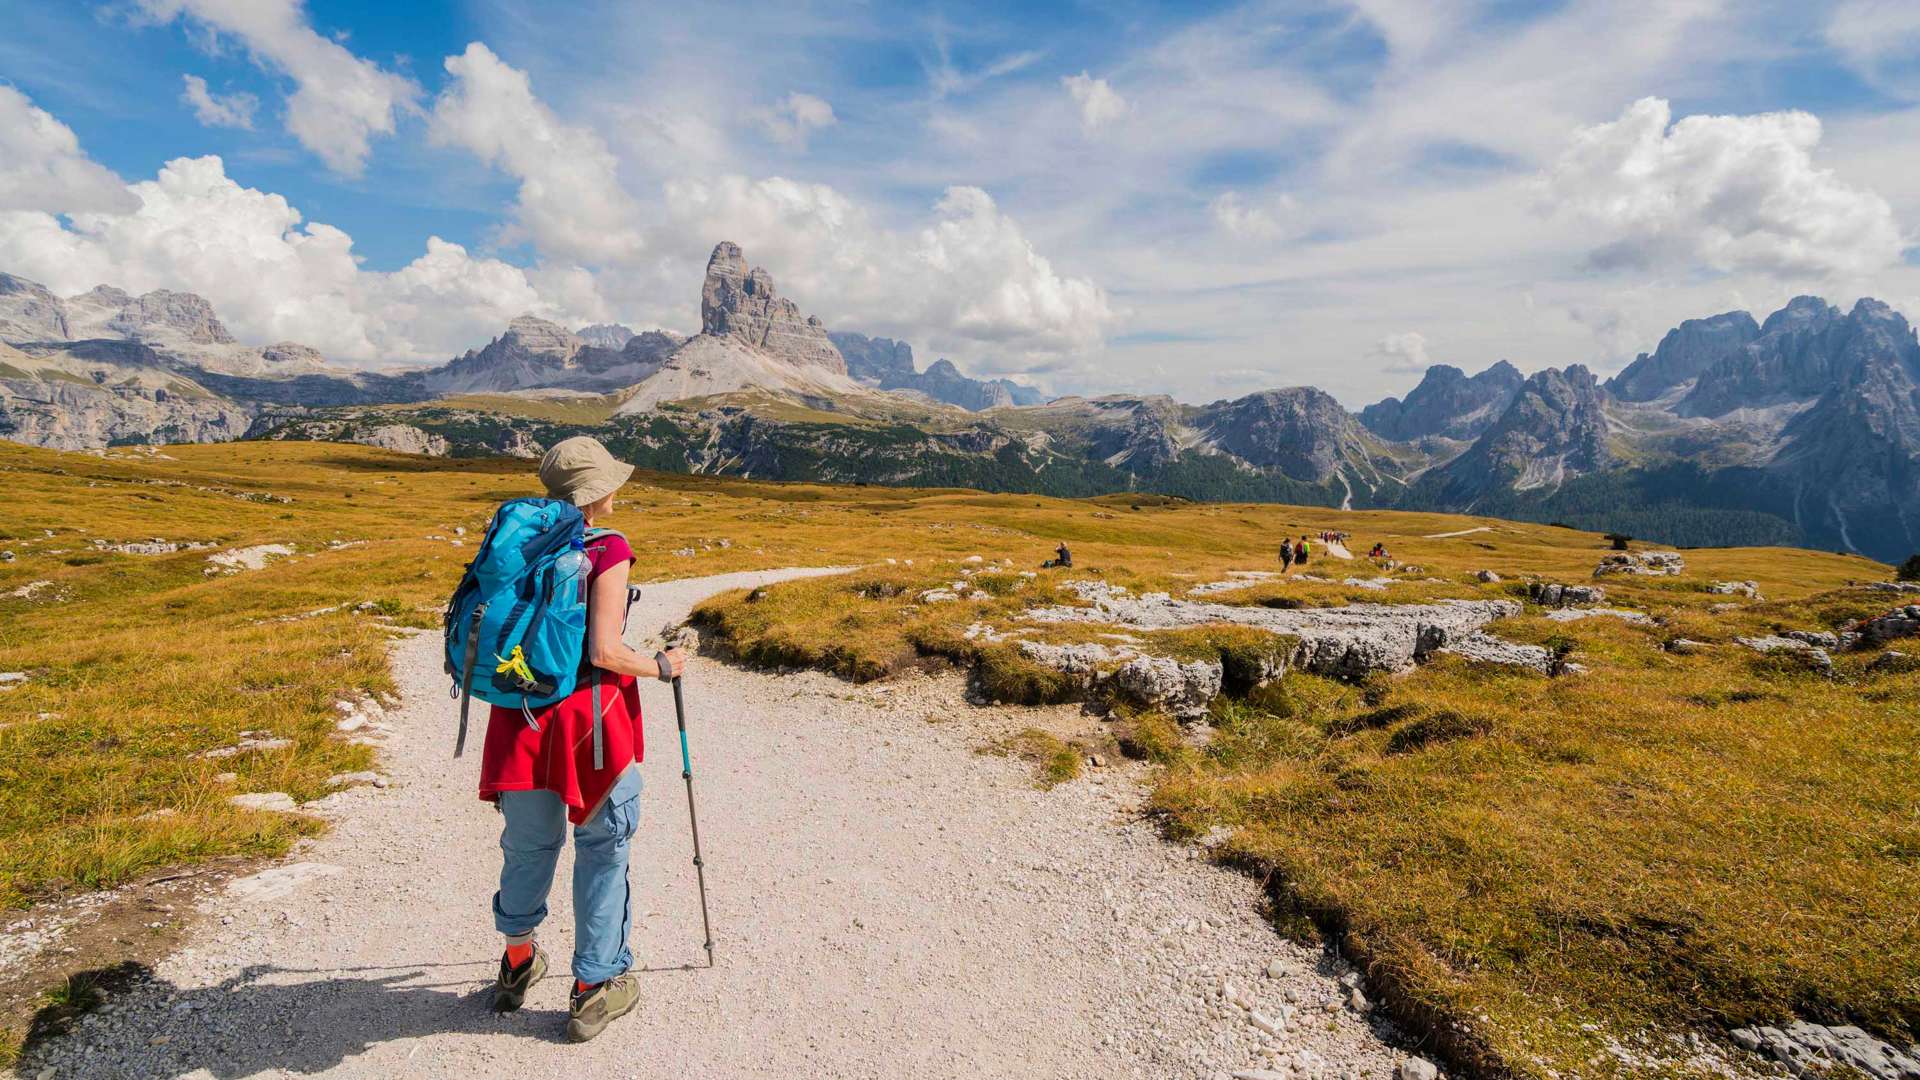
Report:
580,527,630,772
454,604,484,758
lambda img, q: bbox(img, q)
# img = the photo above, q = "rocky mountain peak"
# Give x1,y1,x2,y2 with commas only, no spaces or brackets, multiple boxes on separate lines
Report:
1203,386,1368,483
1759,295,1839,337
1606,309,1761,403
0,273,71,341
576,323,636,350
499,316,581,361
1359,359,1525,442
699,241,846,374
1433,364,1611,498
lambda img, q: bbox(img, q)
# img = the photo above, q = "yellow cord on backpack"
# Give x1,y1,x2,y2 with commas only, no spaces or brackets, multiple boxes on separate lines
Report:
495,645,535,686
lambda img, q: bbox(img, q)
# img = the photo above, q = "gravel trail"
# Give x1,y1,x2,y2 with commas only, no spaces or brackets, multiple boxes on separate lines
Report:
27,569,1420,1080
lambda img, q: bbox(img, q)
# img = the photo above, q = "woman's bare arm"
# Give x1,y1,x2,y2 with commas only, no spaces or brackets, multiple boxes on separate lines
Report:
586,559,685,680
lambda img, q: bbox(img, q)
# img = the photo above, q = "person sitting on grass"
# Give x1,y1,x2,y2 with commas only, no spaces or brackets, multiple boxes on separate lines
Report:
478,436,685,1043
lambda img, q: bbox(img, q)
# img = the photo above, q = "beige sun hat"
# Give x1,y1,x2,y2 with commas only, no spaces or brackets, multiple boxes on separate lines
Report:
538,436,634,507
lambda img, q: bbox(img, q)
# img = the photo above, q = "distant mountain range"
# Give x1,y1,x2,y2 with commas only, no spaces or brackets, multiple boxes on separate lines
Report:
2,246,1915,562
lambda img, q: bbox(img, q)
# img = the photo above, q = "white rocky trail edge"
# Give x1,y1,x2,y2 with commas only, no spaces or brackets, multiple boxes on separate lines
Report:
24,568,1428,1080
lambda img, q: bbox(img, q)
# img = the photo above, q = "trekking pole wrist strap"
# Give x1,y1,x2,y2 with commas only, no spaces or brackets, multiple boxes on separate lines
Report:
654,651,674,682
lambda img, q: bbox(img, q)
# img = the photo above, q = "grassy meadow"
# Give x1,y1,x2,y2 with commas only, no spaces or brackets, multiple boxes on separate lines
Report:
1,438,1915,1076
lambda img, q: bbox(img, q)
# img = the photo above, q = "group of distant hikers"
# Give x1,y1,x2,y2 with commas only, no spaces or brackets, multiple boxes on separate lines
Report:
1278,530,1348,572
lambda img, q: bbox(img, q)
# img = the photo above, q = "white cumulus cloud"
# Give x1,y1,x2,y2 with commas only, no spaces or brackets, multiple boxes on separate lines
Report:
0,87,138,216
1369,331,1433,375
180,74,258,130
429,43,646,266
661,176,1113,361
1062,72,1127,132
1544,96,1904,278
135,0,419,177
0,154,604,363
752,92,836,149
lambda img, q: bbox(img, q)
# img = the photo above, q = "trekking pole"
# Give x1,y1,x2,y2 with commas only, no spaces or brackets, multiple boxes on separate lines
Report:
671,675,716,967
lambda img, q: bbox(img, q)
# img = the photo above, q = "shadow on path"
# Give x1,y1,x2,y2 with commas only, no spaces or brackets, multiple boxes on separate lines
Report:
23,960,567,1078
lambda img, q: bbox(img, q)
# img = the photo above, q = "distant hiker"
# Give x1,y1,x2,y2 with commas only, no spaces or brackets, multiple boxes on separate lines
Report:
1045,541,1073,569
1280,539,1294,572
1296,536,1310,566
472,436,685,1042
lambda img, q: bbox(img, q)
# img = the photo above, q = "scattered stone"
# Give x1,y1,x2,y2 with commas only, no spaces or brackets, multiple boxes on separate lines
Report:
1249,1010,1285,1036
91,537,212,556
1399,1058,1439,1080
1343,577,1392,591
1594,551,1684,577
224,862,343,901
1735,635,1834,674
1867,650,1914,675
0,550,12,562
1528,582,1606,607
7,580,60,601
1112,656,1223,721
1476,569,1499,583
1708,580,1762,599
1266,959,1287,979
1730,1020,1920,1080
1189,571,1281,596
1027,581,1532,678
0,671,27,690
194,733,293,759
1544,607,1652,625
227,792,299,813
1781,629,1846,650
212,772,237,784
1015,641,1129,688
1865,581,1920,594
1664,638,1711,654
1852,606,1920,646
1347,987,1370,1013
206,544,295,573
326,771,382,787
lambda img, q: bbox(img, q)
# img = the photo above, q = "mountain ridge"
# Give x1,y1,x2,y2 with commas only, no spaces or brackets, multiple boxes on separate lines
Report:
3,251,1916,561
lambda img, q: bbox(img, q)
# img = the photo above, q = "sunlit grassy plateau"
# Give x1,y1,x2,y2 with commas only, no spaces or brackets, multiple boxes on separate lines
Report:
0,439,1914,1077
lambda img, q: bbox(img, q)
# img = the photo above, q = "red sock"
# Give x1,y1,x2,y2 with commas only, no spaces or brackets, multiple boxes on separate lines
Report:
505,942,533,968
575,978,594,993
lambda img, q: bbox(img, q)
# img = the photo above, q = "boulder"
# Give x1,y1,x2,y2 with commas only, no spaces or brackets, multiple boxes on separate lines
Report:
1594,551,1684,577
1708,580,1761,599
1853,606,1920,645
1111,656,1223,720
1476,569,1500,583
1529,582,1606,607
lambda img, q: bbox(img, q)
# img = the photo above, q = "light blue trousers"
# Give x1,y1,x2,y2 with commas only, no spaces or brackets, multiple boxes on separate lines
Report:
492,767,642,985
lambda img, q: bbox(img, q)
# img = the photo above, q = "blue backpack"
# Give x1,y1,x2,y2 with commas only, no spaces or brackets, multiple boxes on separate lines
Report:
443,498,624,767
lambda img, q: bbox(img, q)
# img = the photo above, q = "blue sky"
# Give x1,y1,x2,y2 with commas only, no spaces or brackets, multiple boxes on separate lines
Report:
3,0,1918,403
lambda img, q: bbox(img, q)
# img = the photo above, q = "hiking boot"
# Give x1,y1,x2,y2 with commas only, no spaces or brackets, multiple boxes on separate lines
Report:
491,945,547,1013
566,972,640,1043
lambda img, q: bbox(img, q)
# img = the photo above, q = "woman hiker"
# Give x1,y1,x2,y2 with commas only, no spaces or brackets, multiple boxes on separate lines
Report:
478,436,686,1042
1280,538,1294,572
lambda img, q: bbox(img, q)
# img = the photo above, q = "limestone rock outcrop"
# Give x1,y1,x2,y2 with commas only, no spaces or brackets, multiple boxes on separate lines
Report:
701,242,846,374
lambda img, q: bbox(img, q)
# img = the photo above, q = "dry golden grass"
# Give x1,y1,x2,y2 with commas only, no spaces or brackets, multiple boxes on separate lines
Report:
691,491,1916,1077
2,439,1913,1076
